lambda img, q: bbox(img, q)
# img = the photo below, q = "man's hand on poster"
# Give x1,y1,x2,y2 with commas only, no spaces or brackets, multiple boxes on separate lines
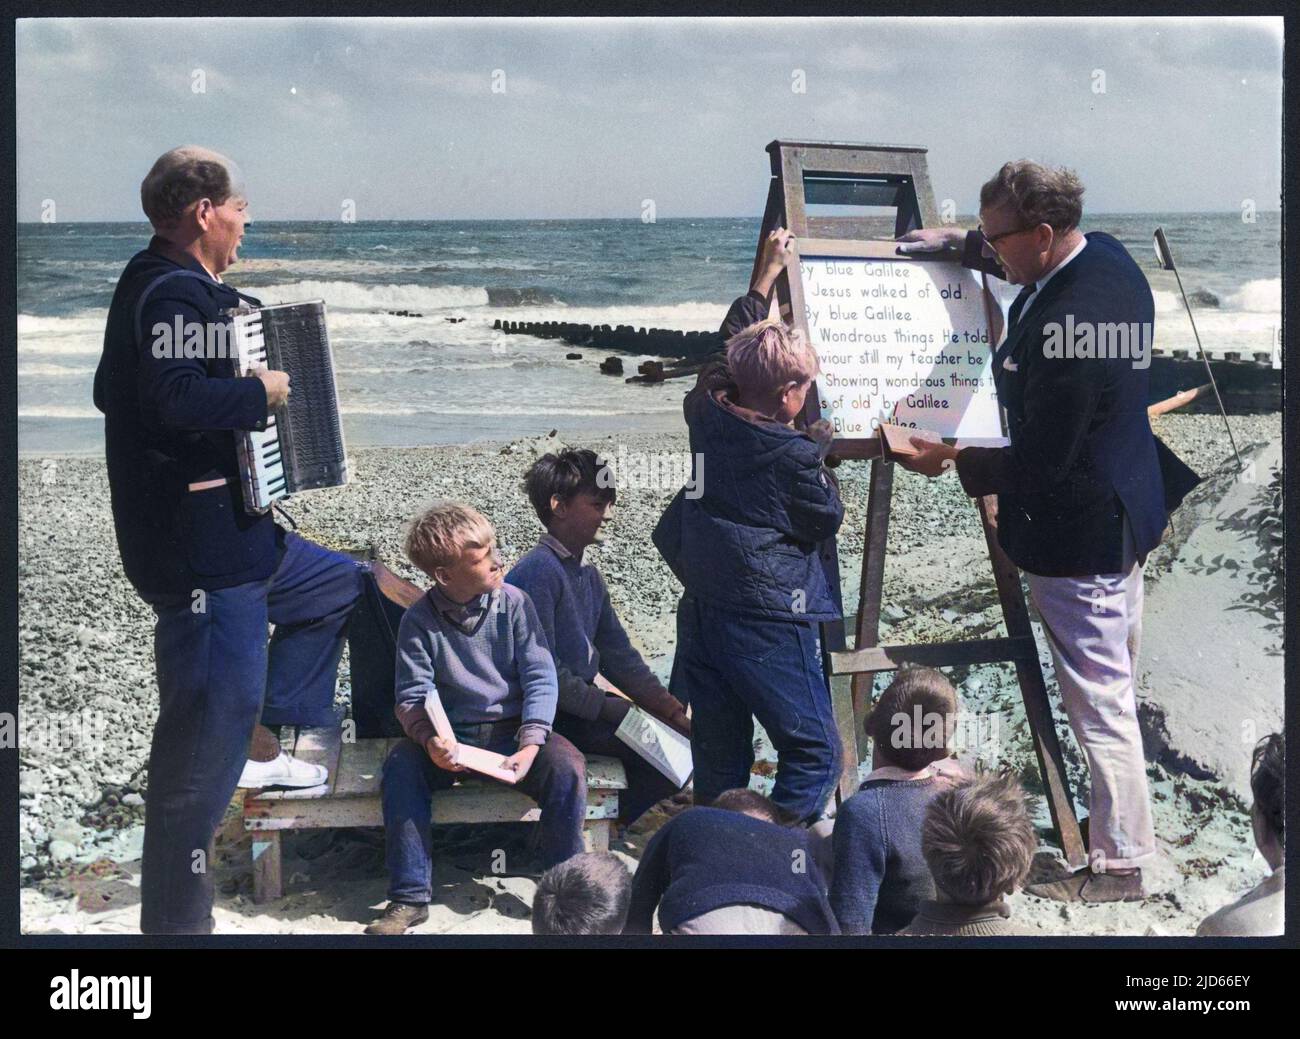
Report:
752,227,797,297
895,437,960,478
895,227,966,255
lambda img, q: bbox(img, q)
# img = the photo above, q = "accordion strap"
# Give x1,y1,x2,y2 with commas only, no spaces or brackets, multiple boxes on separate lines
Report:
133,268,261,348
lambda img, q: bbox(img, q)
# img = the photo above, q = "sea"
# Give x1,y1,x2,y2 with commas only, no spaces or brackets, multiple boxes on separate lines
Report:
16,214,1281,455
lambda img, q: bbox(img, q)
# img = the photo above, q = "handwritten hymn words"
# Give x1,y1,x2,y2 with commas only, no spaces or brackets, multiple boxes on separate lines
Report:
800,256,1003,441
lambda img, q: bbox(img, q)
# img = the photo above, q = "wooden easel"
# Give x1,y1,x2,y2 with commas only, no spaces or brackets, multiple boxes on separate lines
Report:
751,140,1086,867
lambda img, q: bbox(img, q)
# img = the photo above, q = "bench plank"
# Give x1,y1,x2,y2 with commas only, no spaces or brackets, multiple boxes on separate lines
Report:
298,725,344,775
245,785,620,830
332,737,392,798
585,755,629,791
245,739,626,806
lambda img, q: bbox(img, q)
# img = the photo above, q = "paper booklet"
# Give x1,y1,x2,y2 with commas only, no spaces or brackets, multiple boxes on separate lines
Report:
423,691,519,785
614,705,694,789
878,422,943,459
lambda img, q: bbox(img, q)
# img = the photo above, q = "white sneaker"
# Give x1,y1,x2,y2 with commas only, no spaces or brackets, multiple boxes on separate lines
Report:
238,751,328,789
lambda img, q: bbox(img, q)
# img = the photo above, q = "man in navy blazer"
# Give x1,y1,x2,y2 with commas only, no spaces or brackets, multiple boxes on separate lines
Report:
894,160,1197,904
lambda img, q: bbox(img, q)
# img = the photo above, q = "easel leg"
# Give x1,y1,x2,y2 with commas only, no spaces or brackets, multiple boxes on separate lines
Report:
821,548,858,805
825,458,894,804
747,179,784,308
851,458,894,738
976,496,1088,868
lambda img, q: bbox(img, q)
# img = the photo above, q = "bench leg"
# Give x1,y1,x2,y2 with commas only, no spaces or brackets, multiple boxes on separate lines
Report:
582,819,611,853
251,831,283,903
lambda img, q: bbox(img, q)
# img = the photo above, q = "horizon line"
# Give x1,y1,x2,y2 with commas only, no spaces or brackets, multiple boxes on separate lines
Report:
15,209,1282,225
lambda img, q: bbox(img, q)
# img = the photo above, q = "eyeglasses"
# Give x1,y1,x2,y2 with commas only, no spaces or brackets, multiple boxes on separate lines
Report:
978,223,1039,254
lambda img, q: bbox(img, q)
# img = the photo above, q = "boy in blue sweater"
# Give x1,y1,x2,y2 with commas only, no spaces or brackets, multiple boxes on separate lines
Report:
507,449,690,824
366,502,587,935
652,297,845,824
830,667,966,934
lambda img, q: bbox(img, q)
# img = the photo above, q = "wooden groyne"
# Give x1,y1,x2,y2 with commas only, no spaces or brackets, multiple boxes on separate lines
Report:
491,318,1279,410
492,319,724,360
1147,354,1280,414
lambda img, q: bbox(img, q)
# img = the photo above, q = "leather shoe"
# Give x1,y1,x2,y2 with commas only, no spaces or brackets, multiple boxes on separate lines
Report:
1025,867,1145,903
364,901,430,935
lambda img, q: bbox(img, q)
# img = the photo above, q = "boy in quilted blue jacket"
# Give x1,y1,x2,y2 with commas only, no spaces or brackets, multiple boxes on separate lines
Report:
653,233,845,822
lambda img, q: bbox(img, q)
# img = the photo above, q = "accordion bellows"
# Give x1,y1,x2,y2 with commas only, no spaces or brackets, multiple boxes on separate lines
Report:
226,300,349,513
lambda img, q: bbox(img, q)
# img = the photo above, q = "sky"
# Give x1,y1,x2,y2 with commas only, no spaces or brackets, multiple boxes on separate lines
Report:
15,16,1285,221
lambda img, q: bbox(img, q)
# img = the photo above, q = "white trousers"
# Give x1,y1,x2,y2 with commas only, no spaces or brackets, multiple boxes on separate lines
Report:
1024,520,1156,871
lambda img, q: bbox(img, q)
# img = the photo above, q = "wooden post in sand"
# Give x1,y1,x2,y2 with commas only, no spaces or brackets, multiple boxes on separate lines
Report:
750,140,1086,868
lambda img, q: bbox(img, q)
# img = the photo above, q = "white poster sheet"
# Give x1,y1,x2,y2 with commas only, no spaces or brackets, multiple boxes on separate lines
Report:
799,254,1007,444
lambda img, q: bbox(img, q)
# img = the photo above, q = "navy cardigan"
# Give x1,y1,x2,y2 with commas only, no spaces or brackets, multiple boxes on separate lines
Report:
93,239,278,594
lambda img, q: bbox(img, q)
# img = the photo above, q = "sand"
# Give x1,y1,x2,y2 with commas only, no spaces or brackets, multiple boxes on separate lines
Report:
17,412,1283,937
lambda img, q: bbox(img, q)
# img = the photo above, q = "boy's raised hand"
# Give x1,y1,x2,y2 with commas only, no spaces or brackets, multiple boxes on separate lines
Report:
761,228,796,275
426,735,466,773
752,227,797,297
806,418,833,443
501,744,540,781
806,419,836,460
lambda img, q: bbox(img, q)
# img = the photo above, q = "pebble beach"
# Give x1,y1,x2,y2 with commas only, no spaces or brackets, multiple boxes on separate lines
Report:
17,410,1283,936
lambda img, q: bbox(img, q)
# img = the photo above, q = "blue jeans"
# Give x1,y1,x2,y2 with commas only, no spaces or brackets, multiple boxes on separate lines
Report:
381,723,588,905
137,531,365,934
670,593,841,823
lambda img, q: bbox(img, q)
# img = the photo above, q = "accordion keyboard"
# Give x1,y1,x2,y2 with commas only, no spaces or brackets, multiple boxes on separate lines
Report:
230,309,290,509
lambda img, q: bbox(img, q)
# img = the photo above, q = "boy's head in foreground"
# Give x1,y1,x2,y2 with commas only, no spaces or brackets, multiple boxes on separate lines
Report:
710,787,800,827
525,449,617,551
532,852,631,935
405,501,503,601
865,666,960,772
922,773,1036,906
1251,733,1284,869
725,319,820,423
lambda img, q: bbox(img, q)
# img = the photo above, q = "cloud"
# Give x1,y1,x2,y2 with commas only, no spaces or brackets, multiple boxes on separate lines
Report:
15,16,1283,219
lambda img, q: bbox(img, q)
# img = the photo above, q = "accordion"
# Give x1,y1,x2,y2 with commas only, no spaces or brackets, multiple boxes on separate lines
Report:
224,299,349,514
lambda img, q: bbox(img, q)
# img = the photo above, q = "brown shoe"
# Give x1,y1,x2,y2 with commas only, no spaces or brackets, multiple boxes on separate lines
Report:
364,901,430,935
1025,868,1145,904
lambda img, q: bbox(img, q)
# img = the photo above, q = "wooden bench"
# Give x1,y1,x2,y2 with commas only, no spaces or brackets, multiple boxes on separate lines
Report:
242,727,627,903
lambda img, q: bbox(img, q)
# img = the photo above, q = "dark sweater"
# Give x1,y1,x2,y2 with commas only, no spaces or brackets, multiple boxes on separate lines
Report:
506,535,679,722
830,776,945,934
625,807,840,935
